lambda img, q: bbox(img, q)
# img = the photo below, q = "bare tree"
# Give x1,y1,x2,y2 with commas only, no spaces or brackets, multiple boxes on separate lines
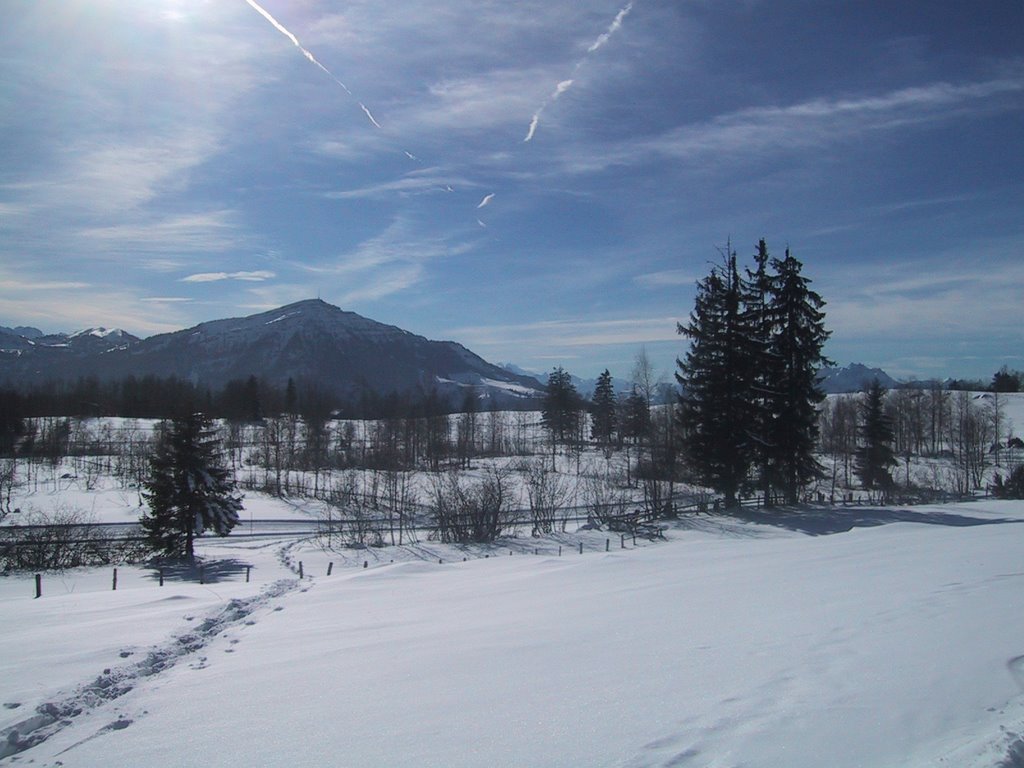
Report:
0,458,18,521
581,471,629,527
429,466,517,543
521,458,575,534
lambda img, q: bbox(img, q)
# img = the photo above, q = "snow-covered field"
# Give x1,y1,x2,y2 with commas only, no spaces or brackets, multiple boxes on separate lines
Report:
3,499,1024,767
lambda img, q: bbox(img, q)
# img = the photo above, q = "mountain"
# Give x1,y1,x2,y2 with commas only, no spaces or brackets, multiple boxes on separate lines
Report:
0,300,542,406
817,363,897,394
0,325,43,339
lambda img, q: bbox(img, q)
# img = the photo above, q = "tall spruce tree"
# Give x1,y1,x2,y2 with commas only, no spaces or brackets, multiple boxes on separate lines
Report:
764,248,832,504
541,367,582,446
141,413,243,561
676,247,756,508
854,379,897,496
742,239,781,505
590,369,617,446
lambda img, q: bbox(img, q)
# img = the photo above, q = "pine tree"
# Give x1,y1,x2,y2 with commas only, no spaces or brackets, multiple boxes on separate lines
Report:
141,413,243,560
676,248,756,508
590,369,617,446
621,387,651,443
854,379,897,496
541,367,582,446
742,239,780,505
764,248,832,504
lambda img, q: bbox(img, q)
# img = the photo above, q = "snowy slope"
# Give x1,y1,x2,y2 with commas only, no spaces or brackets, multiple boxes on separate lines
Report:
2,501,1023,766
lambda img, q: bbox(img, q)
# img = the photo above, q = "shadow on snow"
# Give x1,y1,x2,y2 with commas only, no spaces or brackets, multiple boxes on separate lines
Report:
142,557,252,584
728,504,1024,536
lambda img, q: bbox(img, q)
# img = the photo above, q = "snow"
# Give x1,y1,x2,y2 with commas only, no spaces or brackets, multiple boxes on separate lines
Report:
3,500,1024,766
264,312,300,325
68,327,126,339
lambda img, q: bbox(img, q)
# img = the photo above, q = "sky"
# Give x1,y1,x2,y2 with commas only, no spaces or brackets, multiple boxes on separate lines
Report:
1,0,1022,384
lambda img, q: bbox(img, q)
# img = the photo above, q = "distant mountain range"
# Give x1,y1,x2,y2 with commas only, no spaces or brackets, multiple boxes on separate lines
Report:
0,302,906,404
0,300,543,406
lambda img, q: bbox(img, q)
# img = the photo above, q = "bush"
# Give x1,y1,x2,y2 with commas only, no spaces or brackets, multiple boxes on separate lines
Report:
0,507,147,572
993,466,1024,500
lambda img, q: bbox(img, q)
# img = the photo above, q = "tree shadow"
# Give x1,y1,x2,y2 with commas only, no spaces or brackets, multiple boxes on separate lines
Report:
730,504,1024,536
142,557,253,584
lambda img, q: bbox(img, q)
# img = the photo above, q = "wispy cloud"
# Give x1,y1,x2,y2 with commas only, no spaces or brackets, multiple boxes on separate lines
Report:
556,72,1024,174
328,171,475,200
0,279,92,292
80,210,245,254
181,271,276,283
824,251,1024,343
293,219,473,303
477,193,496,209
451,315,680,349
634,269,696,289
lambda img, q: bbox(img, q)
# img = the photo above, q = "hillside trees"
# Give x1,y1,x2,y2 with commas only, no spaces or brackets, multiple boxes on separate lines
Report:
676,241,831,507
141,413,243,561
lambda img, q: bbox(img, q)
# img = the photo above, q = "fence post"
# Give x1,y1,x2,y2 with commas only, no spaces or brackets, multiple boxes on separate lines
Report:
621,534,625,549
159,568,165,587
245,566,251,583
327,562,333,576
605,539,610,552
112,567,118,591
559,546,562,556
298,561,304,579
578,541,583,555
34,573,42,599
199,565,205,585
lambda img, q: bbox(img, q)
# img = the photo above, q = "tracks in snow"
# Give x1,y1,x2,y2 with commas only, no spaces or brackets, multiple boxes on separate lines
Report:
0,578,300,761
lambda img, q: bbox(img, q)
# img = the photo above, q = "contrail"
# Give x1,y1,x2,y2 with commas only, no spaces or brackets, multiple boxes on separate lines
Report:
360,103,382,128
588,2,633,53
244,0,384,128
524,2,634,142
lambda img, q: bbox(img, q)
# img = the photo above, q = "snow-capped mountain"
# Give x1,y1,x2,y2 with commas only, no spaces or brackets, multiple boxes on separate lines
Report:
817,363,897,394
0,300,542,405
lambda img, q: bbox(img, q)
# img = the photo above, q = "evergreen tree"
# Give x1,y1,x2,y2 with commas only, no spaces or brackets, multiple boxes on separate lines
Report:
676,248,756,507
141,413,243,560
764,248,832,503
541,367,582,445
854,379,897,496
590,369,617,445
742,239,781,505
991,366,1021,393
621,387,652,443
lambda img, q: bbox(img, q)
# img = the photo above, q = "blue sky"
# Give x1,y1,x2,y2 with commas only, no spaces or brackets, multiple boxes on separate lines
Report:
1,1,1022,384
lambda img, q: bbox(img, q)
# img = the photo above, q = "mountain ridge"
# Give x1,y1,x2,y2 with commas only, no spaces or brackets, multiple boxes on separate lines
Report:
0,299,543,405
